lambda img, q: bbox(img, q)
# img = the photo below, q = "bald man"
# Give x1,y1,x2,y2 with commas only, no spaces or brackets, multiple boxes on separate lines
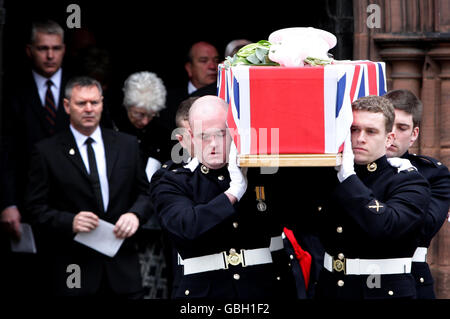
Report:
150,96,294,299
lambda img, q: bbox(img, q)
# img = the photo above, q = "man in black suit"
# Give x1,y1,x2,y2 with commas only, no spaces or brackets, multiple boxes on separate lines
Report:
161,41,220,133
0,20,70,296
25,76,151,297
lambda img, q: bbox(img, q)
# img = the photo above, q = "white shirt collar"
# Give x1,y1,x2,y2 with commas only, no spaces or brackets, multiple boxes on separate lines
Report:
70,124,102,149
187,81,197,95
32,68,62,92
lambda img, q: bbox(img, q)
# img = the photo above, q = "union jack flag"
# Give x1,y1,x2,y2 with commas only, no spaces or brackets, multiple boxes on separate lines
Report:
217,61,386,155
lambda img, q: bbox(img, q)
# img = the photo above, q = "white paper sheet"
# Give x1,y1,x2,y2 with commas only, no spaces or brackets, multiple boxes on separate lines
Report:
10,223,37,254
145,157,162,182
74,219,124,257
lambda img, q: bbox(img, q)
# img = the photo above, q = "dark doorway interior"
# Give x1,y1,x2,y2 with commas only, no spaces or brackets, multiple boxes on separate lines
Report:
2,0,353,89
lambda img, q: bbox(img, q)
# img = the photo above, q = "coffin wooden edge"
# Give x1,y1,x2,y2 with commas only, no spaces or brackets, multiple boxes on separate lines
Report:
238,154,343,167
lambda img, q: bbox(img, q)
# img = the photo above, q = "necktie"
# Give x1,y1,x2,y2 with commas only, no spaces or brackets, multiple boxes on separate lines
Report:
85,137,105,213
45,80,57,134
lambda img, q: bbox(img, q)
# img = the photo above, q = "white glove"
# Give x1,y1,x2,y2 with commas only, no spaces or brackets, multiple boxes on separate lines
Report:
336,134,355,183
226,142,248,201
387,157,417,173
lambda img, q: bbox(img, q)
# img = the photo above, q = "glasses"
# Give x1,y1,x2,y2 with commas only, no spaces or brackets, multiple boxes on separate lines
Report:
129,109,158,121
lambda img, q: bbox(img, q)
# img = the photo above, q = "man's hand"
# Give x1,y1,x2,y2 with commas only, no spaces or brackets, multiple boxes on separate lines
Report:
336,134,355,183
0,206,22,240
225,141,248,202
113,212,139,239
73,211,99,233
387,157,417,173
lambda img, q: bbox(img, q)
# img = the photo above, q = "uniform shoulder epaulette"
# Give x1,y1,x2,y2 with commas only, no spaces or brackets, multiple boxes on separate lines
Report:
161,160,176,170
411,154,446,169
159,160,190,174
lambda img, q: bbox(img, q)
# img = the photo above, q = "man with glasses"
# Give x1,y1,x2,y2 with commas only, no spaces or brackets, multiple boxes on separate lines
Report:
151,95,295,299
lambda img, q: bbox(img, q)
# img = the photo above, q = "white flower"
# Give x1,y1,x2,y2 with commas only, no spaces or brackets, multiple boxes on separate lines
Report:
267,27,336,67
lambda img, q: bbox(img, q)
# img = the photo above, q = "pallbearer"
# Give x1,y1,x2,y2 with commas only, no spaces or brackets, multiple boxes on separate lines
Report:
385,89,450,299
150,95,295,299
314,95,430,299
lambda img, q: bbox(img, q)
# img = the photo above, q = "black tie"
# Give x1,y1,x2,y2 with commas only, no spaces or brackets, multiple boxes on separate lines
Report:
85,137,105,213
45,80,57,134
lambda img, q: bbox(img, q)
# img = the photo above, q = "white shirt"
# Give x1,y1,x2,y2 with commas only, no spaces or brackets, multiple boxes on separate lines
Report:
187,81,197,95
70,125,109,211
32,68,62,108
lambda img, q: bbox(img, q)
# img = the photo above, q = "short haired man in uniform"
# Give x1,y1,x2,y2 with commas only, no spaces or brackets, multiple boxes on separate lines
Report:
385,89,450,298
313,95,430,299
150,95,293,299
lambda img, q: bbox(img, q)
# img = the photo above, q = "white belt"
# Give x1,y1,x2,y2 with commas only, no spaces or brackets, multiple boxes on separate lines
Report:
412,247,427,263
324,252,412,275
178,236,283,266
183,247,273,275
269,235,283,252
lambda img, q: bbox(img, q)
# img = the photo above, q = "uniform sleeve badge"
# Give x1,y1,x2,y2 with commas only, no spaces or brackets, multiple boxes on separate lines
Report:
367,199,385,214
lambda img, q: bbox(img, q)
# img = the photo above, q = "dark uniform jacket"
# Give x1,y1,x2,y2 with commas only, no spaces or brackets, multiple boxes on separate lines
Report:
311,156,430,299
404,152,450,298
150,159,293,299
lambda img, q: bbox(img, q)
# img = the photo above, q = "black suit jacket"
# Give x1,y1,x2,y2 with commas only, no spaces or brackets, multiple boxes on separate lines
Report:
1,70,70,211
25,128,152,296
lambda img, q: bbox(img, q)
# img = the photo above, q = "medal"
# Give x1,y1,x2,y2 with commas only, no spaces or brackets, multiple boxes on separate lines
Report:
255,186,267,212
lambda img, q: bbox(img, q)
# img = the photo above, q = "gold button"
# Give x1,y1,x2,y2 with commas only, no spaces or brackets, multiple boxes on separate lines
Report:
288,263,292,267
162,164,168,168
336,226,343,233
317,206,322,212
337,253,345,260
367,162,377,172
437,162,442,166
276,276,281,281
185,290,190,296
201,165,209,174
388,290,394,296
218,175,225,181
232,222,239,229
172,169,177,172
233,274,240,280
337,280,344,287
420,277,425,283
289,254,294,260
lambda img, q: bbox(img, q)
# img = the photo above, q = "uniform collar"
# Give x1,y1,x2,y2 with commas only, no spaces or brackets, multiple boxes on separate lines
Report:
355,155,390,176
184,157,228,176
